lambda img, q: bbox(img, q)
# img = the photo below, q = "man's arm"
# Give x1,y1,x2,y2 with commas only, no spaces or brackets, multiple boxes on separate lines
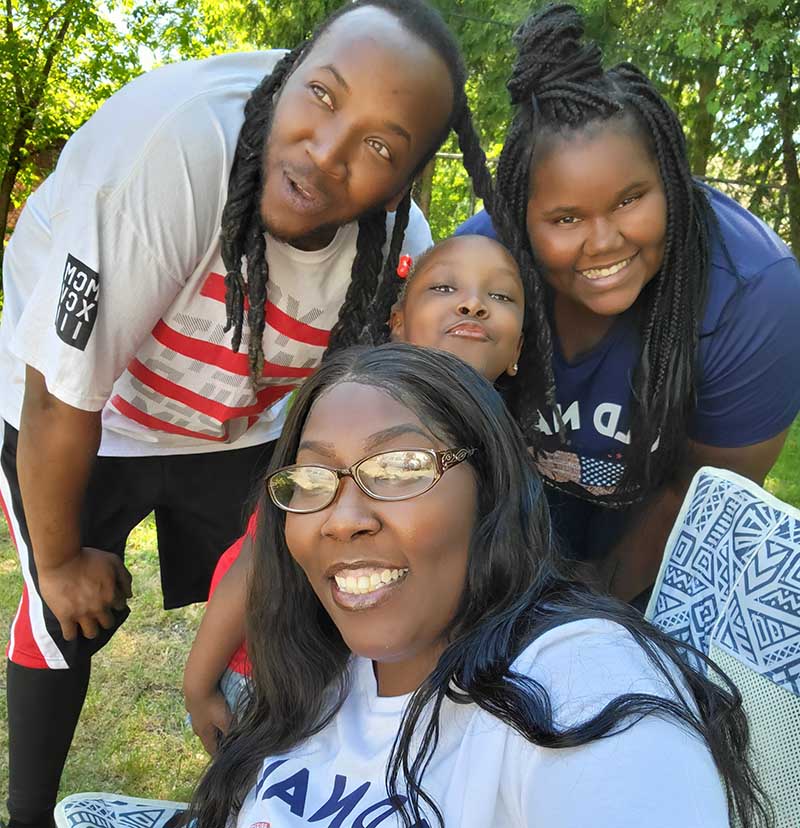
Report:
608,429,790,602
184,535,252,755
17,365,132,640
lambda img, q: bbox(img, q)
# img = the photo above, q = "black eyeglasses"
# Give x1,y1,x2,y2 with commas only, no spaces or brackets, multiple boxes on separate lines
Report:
266,447,476,514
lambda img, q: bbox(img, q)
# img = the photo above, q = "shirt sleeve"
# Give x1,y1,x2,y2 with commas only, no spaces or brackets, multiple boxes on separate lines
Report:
8,96,231,411
400,199,434,256
506,620,729,828
690,256,800,447
454,209,497,239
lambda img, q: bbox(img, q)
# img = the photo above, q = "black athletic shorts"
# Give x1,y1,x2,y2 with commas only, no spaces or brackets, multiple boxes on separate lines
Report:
0,420,274,668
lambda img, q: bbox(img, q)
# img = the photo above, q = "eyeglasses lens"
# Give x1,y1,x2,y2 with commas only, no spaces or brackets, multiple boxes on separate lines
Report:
269,466,338,512
356,450,436,498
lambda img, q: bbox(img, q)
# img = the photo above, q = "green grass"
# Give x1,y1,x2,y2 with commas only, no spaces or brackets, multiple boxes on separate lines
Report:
0,518,208,820
764,417,800,508
0,417,799,818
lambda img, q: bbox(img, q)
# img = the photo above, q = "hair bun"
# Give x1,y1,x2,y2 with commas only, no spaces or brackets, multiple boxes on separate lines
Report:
507,4,603,106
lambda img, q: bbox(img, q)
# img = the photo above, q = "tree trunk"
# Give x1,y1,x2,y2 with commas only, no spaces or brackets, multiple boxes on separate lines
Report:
414,157,436,219
776,75,800,254
688,60,720,177
0,116,34,270
1,1,74,268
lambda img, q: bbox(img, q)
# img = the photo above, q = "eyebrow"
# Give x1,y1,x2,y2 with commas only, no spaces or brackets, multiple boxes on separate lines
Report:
321,64,350,93
320,64,410,147
297,424,434,462
539,180,651,219
384,121,412,145
364,424,433,453
423,260,520,280
297,439,338,458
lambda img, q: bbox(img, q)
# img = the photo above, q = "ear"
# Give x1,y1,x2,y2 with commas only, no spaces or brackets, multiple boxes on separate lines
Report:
506,334,524,377
383,185,410,213
388,302,405,342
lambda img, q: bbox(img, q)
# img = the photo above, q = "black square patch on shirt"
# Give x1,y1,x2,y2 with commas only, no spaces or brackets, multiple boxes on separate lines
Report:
55,254,100,351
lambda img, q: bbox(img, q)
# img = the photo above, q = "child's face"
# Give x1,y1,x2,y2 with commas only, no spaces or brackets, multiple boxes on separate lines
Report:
525,124,667,319
260,7,455,250
389,236,524,382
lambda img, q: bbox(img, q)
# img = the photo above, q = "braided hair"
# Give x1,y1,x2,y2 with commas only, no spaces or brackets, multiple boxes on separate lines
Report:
493,4,711,504
220,0,494,379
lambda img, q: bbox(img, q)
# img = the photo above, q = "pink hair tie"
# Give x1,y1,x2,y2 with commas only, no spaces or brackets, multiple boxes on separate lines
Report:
396,254,413,278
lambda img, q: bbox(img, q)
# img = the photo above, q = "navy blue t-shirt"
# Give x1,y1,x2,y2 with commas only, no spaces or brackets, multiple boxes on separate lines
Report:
457,186,800,507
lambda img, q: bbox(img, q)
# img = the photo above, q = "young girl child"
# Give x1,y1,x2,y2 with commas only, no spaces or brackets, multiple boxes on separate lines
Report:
459,4,800,605
183,234,525,753
184,343,767,827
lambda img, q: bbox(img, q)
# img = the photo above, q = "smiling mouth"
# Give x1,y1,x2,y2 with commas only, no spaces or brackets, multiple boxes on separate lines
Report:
446,322,490,341
334,567,409,595
328,565,410,611
579,254,636,280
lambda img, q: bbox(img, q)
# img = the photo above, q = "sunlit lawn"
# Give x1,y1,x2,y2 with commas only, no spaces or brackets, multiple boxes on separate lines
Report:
0,417,799,819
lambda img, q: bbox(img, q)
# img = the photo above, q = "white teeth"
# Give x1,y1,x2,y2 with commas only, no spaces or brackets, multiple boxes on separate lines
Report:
335,568,409,595
581,257,632,279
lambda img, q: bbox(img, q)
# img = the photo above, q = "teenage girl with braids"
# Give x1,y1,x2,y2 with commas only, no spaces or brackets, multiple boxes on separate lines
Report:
183,234,525,754
0,2,494,822
459,4,800,607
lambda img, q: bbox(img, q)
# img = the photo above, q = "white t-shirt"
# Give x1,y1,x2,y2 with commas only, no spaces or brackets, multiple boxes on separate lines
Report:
0,51,432,456
236,619,728,828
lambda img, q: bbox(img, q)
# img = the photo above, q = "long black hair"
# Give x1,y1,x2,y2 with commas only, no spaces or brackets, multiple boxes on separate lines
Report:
187,343,769,827
219,0,495,379
492,4,712,504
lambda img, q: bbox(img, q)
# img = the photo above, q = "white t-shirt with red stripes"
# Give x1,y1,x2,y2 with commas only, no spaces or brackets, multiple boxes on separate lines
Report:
0,51,432,456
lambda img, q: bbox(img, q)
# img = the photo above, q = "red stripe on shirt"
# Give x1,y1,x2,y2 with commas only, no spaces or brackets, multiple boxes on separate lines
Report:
151,320,316,379
201,272,330,347
111,394,229,442
127,359,295,422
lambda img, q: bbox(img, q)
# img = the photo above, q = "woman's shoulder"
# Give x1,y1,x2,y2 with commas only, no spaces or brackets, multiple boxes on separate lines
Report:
510,617,686,727
704,184,794,280
700,186,800,337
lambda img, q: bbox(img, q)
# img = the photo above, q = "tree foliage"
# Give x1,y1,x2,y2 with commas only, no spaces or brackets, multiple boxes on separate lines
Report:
1,0,798,257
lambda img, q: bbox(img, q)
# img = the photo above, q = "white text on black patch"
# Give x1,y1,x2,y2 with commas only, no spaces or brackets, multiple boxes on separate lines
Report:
55,254,99,351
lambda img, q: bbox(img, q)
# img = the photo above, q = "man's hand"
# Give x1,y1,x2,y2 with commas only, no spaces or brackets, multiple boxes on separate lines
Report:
185,688,233,755
37,546,132,640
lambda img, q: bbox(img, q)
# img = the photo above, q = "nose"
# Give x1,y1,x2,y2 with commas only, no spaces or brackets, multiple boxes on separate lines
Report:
320,477,381,542
583,216,624,258
307,122,349,180
457,294,489,319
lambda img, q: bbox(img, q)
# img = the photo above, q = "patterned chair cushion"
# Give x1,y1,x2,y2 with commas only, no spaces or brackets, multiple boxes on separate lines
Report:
646,466,800,693
55,793,187,828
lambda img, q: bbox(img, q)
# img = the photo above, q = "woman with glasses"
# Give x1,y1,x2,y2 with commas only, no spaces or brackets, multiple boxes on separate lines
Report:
181,343,767,828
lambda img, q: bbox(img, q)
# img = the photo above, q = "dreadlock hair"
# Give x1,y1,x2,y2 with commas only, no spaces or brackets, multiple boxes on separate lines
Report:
492,3,712,504
219,0,495,378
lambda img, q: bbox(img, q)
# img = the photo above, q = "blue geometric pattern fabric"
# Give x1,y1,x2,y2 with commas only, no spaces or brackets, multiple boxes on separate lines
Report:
55,794,187,828
647,467,800,697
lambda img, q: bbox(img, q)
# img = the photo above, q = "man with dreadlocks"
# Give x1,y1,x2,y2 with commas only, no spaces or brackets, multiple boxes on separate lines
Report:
459,4,800,607
0,1,493,823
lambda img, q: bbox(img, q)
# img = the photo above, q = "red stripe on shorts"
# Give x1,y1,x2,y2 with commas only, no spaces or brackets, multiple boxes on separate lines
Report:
0,488,50,668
